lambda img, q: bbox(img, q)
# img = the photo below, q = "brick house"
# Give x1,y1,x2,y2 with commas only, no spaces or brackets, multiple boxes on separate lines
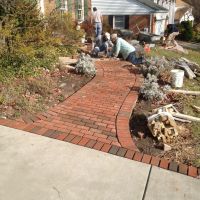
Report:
38,0,169,35
38,0,92,21
91,0,168,35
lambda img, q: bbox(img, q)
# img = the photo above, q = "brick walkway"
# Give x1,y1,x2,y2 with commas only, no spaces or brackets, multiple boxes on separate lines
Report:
0,60,199,178
35,60,142,149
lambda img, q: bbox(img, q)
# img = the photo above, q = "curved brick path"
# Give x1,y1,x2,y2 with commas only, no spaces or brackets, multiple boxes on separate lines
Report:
0,60,199,178
35,60,142,149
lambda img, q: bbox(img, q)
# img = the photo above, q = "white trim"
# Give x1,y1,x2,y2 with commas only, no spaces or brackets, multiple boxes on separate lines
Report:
77,0,84,22
150,14,153,33
60,0,68,11
38,0,45,14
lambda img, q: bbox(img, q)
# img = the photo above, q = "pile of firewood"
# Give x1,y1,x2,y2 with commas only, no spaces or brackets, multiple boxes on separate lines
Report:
148,104,200,144
148,112,178,144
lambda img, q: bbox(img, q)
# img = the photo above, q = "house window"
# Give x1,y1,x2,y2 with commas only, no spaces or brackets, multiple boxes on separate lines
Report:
77,0,84,21
114,16,125,29
60,0,67,11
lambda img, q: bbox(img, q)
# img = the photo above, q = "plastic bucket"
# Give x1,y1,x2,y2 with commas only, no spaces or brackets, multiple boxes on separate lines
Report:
171,69,184,88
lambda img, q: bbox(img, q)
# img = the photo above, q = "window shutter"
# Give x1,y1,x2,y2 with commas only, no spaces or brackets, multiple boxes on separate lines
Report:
125,15,129,29
84,0,88,19
108,15,113,28
56,0,61,8
75,0,79,19
67,0,72,12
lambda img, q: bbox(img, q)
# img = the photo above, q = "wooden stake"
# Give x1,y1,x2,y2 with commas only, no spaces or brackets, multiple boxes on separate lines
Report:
172,112,200,122
168,89,200,96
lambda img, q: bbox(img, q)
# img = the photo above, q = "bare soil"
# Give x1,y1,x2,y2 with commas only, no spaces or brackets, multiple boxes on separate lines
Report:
0,68,92,119
130,99,200,167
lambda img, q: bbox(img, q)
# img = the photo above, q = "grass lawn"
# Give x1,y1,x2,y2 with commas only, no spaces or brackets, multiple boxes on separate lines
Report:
149,48,200,66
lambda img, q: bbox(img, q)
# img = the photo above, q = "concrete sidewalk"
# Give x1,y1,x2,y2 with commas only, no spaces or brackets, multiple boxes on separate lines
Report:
0,126,199,200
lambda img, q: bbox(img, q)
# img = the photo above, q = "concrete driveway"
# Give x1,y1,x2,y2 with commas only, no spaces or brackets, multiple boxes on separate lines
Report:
0,126,199,200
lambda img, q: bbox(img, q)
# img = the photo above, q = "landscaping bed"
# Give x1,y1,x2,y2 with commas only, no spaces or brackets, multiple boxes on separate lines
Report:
130,98,200,167
0,66,92,119
0,1,92,119
130,47,200,168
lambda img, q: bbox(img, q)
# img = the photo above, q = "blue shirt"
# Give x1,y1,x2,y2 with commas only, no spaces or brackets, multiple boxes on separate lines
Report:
112,38,135,60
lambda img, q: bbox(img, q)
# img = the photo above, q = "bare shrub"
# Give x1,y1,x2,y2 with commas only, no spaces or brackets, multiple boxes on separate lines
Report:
140,74,165,101
75,54,96,77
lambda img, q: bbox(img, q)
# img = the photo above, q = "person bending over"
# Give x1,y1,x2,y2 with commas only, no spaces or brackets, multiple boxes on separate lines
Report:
164,24,179,47
110,34,144,65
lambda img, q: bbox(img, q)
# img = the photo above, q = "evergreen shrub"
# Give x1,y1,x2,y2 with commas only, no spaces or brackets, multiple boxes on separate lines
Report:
178,21,193,41
0,0,83,81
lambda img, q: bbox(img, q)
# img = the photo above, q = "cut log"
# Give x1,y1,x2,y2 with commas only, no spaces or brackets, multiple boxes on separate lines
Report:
148,112,178,143
194,72,200,77
180,57,200,72
172,112,200,122
173,117,191,123
153,104,179,114
177,61,196,79
168,89,200,96
192,105,200,113
181,57,199,66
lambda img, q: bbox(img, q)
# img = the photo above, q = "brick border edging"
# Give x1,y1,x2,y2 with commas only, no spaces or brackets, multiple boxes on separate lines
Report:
116,73,143,150
0,120,199,179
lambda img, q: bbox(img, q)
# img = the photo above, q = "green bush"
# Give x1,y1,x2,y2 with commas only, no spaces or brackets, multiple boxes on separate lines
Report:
81,20,94,38
178,21,194,41
0,44,59,80
0,0,86,118
0,0,83,81
192,24,200,42
47,12,84,48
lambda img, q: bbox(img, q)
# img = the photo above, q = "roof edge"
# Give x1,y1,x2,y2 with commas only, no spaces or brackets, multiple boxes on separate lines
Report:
137,0,168,12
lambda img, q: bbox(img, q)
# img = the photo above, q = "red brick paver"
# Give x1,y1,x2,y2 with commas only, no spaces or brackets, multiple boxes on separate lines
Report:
188,166,198,178
150,157,160,166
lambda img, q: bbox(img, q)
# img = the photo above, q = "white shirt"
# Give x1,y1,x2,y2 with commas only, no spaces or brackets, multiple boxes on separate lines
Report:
92,10,102,23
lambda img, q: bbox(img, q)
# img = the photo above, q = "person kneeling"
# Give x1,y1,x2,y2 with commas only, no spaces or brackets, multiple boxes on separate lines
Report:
92,32,113,57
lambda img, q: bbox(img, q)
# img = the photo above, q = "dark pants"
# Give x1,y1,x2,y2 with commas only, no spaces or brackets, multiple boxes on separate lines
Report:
99,43,108,52
126,51,143,65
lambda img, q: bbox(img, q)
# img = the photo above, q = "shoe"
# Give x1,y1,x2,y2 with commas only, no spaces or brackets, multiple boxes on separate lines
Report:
141,57,147,64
